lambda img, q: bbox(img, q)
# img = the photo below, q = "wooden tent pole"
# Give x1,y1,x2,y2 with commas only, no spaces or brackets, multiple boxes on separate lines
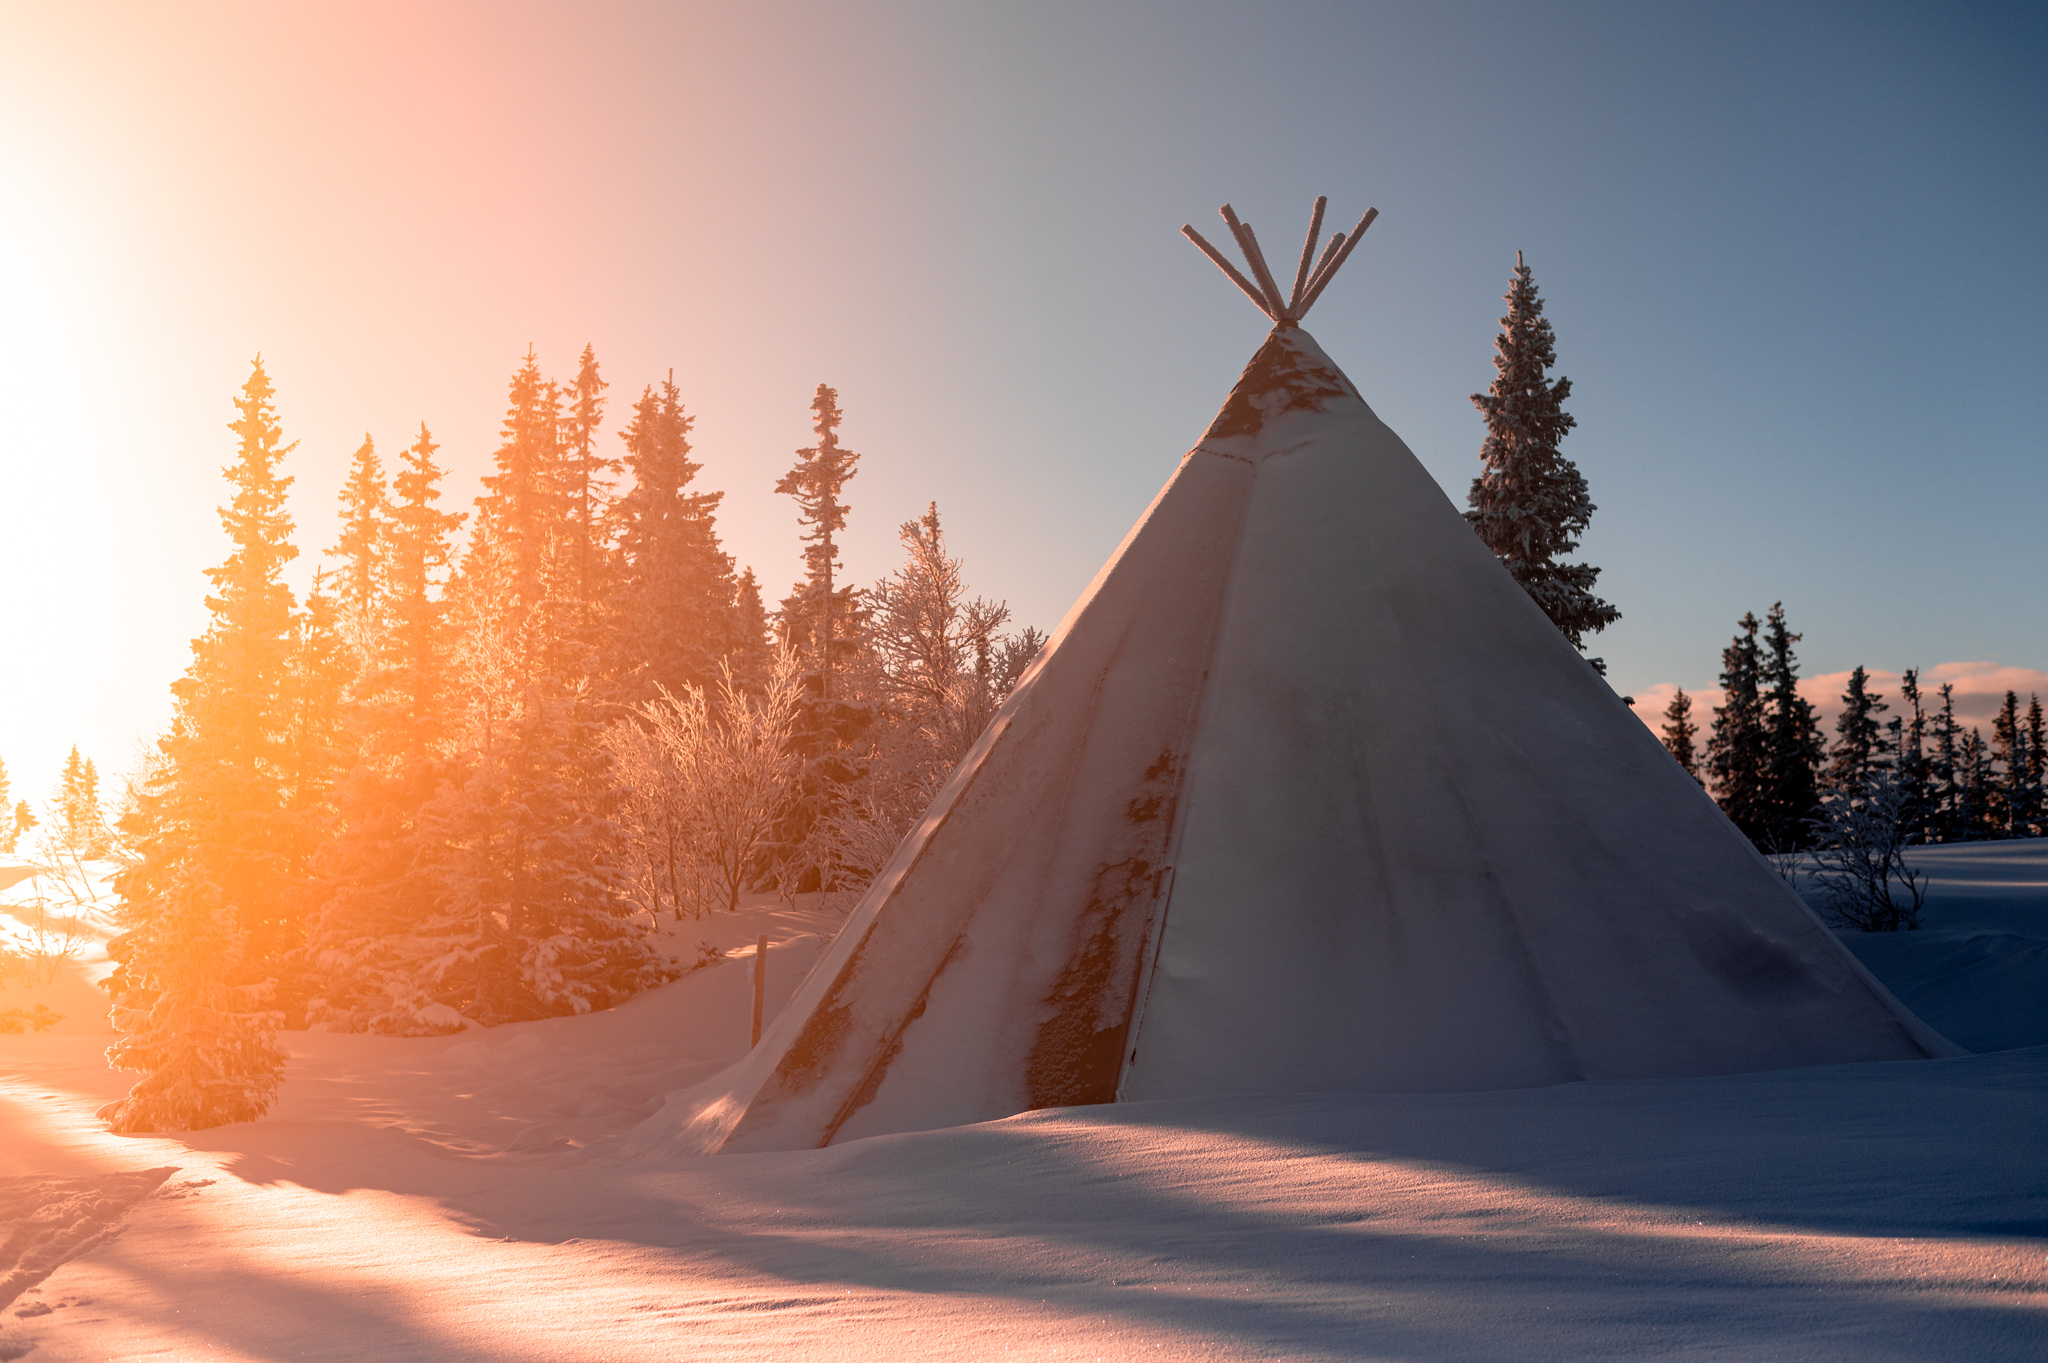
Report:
1219,205,1290,319
1289,196,1328,315
1299,207,1378,315
1181,225,1276,319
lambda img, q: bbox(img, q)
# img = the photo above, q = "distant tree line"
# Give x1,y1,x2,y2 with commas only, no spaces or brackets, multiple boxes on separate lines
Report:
1458,252,2042,916
88,351,1037,1131
1658,606,2044,851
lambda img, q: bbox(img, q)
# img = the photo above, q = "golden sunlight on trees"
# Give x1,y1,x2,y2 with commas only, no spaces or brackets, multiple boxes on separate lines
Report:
94,350,1039,1120
104,358,300,1132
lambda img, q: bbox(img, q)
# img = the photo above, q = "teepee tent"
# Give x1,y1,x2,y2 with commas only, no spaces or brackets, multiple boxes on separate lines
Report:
634,198,1952,1158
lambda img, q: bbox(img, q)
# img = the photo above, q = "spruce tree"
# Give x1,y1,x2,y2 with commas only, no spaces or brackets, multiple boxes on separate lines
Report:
1991,690,2025,837
381,424,465,763
1930,683,1963,841
607,374,739,704
106,358,301,1131
1705,612,1769,844
1466,253,1618,669
1758,603,1824,849
776,385,862,699
2026,695,2046,836
1660,689,1702,784
1828,666,1891,792
329,434,392,660
731,568,775,689
1959,727,1992,839
53,746,113,860
473,349,564,625
559,345,614,624
1896,668,1932,843
284,577,357,825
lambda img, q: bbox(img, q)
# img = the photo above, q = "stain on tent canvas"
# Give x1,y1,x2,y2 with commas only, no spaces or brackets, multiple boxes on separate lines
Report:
1026,751,1186,1109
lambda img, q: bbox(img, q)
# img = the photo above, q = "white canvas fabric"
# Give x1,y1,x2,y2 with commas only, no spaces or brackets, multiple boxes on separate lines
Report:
630,325,1953,1158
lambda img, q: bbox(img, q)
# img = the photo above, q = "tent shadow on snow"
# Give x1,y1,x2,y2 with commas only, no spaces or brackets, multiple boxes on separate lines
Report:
628,295,1954,1159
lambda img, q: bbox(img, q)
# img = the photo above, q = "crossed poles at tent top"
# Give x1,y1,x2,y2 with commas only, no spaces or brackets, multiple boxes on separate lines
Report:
1183,196,1378,325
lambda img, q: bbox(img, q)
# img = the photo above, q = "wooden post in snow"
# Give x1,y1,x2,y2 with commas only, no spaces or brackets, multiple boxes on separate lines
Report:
751,934,768,1047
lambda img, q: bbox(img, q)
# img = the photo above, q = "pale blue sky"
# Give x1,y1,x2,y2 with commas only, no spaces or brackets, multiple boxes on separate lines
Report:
1,0,2042,796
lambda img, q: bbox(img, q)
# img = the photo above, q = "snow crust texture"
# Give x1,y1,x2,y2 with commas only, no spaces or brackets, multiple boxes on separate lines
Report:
647,326,1950,1156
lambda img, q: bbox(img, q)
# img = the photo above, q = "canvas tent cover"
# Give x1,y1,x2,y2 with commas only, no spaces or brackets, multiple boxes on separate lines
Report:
629,322,1951,1159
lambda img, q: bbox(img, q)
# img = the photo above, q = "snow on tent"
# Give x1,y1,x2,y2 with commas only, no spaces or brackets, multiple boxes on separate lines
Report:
631,197,1954,1158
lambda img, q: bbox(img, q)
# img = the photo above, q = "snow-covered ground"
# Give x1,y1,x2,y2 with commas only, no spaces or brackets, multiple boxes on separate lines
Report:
1,859,2043,1360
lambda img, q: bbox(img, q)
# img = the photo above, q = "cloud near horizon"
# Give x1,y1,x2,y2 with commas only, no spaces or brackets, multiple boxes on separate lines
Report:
1628,661,2048,742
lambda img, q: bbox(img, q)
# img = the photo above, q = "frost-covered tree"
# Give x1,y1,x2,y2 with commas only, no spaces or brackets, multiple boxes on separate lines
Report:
106,359,301,1131
1809,766,1927,932
606,649,802,920
1466,253,1618,670
1758,603,1824,849
791,507,1043,901
1827,666,1891,792
1660,689,1702,785
1705,612,1769,844
869,504,1018,763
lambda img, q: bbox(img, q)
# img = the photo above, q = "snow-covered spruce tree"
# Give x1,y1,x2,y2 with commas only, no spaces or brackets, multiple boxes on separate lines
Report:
295,431,460,1036
606,374,740,705
1827,666,1891,792
776,385,863,700
378,424,465,763
1660,689,1703,785
771,385,874,893
328,435,393,663
1466,253,1619,671
731,568,776,690
105,359,302,1130
1758,603,1824,850
53,746,113,861
558,344,614,661
476,349,565,622
1705,612,1769,845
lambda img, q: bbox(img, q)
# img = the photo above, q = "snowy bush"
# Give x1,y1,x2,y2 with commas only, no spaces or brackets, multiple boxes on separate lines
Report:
1807,769,1927,932
605,648,802,919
